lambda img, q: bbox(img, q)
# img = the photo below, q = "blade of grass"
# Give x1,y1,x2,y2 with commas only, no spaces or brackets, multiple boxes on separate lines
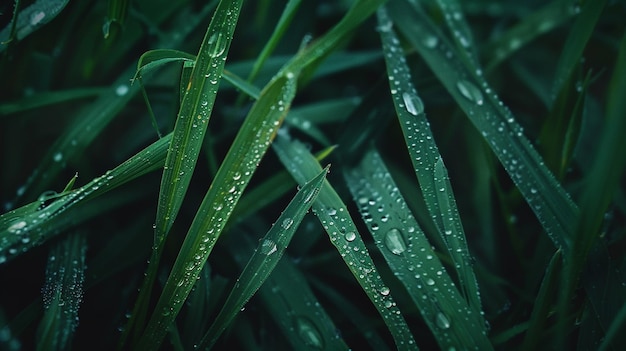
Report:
136,1,387,348
0,134,171,264
344,148,492,350
377,6,483,315
0,87,107,116
196,166,328,349
557,30,626,349
35,232,86,351
387,0,579,250
0,0,69,51
123,1,244,346
273,134,418,350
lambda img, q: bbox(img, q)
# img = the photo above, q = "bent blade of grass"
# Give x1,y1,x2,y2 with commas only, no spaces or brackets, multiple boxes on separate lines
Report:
344,148,492,350
11,2,213,208
388,0,578,250
0,134,171,264
377,7,482,314
36,232,86,351
273,134,418,350
197,166,328,349
132,49,196,82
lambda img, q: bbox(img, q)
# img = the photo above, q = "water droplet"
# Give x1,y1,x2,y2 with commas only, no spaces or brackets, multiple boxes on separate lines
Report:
402,92,423,116
425,278,435,286
53,152,63,162
384,228,407,255
435,312,451,329
380,286,391,296
7,221,27,233
115,85,129,96
207,32,227,58
30,11,46,26
423,35,439,48
294,316,324,349
456,80,484,105
260,239,277,256
344,232,356,242
281,218,294,230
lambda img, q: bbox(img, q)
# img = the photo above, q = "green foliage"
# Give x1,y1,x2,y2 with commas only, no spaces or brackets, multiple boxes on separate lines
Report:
1,0,625,350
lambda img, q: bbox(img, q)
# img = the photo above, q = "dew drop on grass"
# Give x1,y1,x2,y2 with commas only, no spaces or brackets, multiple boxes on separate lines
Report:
30,11,46,26
7,221,27,233
344,231,356,242
207,32,227,58
423,35,439,48
115,85,129,96
380,286,390,296
435,312,451,329
402,92,424,116
294,316,324,349
260,239,277,256
281,218,294,230
53,152,63,162
384,228,407,255
456,80,483,105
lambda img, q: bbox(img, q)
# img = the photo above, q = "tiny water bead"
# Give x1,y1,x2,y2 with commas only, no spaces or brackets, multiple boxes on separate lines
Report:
53,152,63,162
456,80,484,106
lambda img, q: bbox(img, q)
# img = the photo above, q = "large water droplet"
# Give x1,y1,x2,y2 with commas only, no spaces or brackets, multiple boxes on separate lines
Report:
30,11,46,26
260,239,277,256
7,220,27,233
281,218,294,230
53,152,63,162
344,231,356,242
294,316,324,349
115,85,129,96
207,32,227,58
435,312,451,329
402,92,424,116
456,80,484,105
384,228,407,255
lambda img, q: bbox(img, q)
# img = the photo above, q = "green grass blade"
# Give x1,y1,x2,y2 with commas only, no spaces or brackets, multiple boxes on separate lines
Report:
550,0,606,103
273,134,418,350
36,232,86,351
102,0,129,39
154,0,243,247
133,49,196,82
0,87,106,115
344,148,492,350
0,0,69,51
197,166,328,349
136,69,299,351
245,0,302,84
387,0,578,250
377,6,482,314
0,134,170,264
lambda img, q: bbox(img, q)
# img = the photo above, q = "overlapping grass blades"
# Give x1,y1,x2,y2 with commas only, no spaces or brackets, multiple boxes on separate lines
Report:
196,166,327,349
134,1,387,348
377,7,482,314
387,0,578,250
0,134,170,264
344,149,491,350
273,134,418,350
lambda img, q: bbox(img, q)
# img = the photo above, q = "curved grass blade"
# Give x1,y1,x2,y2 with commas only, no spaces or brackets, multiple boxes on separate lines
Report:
102,0,129,39
132,49,196,82
0,134,171,264
196,166,328,349
387,0,578,250
377,7,482,314
0,0,69,51
344,148,492,350
273,134,418,350
10,2,212,207
36,232,86,351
